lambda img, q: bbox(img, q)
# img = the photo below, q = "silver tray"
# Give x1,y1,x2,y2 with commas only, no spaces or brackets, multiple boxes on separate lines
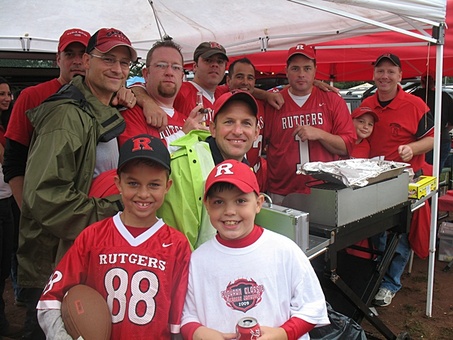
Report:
302,159,409,188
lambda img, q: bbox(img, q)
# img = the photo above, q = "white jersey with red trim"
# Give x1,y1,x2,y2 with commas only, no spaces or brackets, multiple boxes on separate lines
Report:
264,87,356,195
37,213,191,339
181,229,329,339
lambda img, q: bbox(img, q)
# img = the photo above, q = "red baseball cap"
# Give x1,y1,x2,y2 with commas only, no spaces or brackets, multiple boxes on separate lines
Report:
212,90,258,121
351,106,379,122
287,44,316,61
58,28,91,52
204,160,260,200
86,28,137,62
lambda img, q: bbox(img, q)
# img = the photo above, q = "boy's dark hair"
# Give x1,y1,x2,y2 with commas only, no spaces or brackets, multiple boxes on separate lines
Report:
146,39,184,67
117,158,170,179
205,182,259,199
205,182,236,199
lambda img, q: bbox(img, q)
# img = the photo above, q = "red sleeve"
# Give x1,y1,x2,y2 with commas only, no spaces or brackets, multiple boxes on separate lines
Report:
89,169,119,198
327,92,357,156
180,322,203,340
0,127,6,147
280,317,315,340
5,79,61,146
5,90,37,146
215,84,229,97
119,106,160,146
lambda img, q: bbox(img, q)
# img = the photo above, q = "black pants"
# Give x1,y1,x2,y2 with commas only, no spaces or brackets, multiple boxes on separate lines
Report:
21,287,45,340
0,196,14,332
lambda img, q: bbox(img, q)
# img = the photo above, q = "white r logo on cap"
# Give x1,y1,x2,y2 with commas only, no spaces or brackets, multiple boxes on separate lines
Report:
215,163,234,177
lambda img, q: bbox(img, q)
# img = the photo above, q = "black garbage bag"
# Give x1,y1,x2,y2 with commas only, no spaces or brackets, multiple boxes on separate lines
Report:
309,303,367,340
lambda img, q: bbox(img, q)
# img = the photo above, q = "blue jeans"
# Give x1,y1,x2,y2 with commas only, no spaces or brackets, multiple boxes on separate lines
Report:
372,232,411,293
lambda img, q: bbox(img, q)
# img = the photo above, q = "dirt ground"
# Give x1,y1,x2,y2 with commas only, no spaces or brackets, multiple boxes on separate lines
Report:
3,250,453,340
362,254,453,340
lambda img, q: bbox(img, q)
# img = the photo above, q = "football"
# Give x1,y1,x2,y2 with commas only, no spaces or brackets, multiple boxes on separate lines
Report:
61,284,112,340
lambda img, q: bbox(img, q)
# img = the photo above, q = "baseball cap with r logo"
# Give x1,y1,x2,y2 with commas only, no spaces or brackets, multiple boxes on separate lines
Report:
118,134,170,173
204,160,260,200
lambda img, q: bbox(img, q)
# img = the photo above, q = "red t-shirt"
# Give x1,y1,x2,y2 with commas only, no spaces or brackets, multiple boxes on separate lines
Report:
350,139,371,158
5,78,62,146
119,105,186,147
363,85,434,172
361,86,434,259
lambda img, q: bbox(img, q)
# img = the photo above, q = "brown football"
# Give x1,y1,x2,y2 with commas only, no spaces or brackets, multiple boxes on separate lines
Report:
61,284,112,340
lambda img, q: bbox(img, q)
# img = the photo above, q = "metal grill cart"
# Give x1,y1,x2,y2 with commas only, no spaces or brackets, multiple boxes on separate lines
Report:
283,162,412,340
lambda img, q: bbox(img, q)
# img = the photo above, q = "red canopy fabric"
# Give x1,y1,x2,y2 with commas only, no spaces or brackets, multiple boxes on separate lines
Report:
212,1,453,82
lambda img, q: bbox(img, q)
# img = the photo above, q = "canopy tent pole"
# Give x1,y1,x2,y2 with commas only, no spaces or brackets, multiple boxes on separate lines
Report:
426,25,445,316
147,0,171,41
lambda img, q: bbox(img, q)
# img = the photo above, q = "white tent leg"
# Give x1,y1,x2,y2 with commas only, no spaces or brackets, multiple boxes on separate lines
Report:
426,42,444,317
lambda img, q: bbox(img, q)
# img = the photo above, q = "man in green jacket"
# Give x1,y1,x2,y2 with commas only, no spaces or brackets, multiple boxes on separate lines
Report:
158,90,260,249
17,27,136,339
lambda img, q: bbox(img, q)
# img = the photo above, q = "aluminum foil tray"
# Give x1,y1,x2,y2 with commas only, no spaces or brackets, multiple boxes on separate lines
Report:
299,159,410,188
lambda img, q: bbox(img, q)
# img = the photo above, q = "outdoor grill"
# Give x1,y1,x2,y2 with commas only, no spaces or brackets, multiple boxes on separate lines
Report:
286,171,410,227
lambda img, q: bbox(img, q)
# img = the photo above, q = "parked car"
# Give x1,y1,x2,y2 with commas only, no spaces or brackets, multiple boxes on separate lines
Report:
339,83,373,98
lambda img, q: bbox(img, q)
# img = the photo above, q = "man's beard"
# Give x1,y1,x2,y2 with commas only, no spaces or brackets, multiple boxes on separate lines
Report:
158,83,177,98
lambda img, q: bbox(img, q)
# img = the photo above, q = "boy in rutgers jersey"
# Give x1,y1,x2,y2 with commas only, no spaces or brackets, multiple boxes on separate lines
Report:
264,43,356,205
37,135,191,339
181,160,329,340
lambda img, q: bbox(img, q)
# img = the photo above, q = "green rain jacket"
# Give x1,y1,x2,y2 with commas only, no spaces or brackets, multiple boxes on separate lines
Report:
157,130,217,250
18,76,125,288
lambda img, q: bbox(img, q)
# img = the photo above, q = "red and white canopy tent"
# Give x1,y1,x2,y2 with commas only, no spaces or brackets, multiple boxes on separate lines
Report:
224,1,453,81
1,0,449,316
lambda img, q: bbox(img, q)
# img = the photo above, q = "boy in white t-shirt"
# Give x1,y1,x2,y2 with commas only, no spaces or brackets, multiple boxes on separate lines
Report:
181,160,329,340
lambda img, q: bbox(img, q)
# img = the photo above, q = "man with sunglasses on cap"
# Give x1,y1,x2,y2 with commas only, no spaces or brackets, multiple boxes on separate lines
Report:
16,28,137,339
361,53,434,307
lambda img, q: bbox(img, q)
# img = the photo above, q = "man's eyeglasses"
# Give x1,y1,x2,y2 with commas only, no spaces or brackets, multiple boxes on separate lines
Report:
151,62,184,73
90,54,133,69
